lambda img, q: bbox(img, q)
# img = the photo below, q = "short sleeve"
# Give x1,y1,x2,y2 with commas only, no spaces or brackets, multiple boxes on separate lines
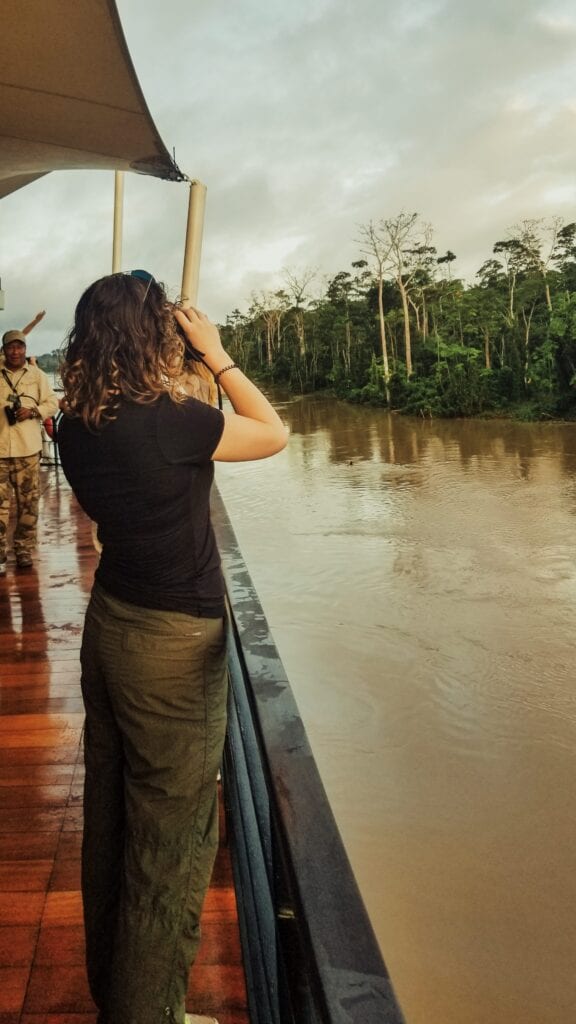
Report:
156,394,225,465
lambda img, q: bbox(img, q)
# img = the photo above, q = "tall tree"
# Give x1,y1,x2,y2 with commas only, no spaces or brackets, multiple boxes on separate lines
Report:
283,266,317,358
367,212,434,377
551,222,576,291
357,221,392,401
249,290,289,367
509,217,562,311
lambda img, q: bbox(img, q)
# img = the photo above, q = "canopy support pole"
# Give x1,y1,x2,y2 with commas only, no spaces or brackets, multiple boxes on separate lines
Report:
112,171,125,272
180,179,207,305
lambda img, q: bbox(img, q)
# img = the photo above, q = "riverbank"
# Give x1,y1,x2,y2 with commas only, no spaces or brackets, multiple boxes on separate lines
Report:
250,373,576,423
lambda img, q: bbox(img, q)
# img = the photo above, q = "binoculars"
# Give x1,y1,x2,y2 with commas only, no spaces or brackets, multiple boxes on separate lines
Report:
4,392,22,425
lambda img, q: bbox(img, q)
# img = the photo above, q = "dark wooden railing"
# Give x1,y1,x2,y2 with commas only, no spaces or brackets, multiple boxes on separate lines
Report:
212,489,406,1024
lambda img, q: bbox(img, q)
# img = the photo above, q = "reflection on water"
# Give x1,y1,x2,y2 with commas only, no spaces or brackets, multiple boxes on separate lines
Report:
217,394,576,1024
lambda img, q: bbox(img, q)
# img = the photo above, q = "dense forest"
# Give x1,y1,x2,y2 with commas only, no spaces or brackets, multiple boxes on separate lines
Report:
36,214,576,419
218,215,576,419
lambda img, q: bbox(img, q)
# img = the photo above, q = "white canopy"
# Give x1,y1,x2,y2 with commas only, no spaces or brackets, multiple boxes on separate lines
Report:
0,0,184,200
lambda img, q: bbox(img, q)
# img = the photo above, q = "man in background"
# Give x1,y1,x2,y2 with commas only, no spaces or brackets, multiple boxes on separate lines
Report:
0,330,58,573
0,311,46,369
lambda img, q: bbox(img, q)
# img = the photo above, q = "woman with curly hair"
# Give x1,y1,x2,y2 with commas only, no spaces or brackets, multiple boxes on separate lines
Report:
58,272,287,1024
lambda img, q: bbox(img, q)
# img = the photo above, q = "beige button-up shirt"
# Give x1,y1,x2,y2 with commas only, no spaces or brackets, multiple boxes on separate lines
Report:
0,363,59,458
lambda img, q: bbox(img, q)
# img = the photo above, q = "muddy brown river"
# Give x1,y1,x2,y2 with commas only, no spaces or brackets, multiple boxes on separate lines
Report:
216,393,576,1024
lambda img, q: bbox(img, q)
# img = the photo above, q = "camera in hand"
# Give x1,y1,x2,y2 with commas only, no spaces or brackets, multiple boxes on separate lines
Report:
5,392,22,425
173,309,205,364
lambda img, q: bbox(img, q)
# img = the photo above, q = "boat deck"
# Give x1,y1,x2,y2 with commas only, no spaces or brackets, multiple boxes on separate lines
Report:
0,467,249,1024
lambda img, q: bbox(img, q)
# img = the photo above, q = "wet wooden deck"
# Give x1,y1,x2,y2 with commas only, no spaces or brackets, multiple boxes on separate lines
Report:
0,466,249,1024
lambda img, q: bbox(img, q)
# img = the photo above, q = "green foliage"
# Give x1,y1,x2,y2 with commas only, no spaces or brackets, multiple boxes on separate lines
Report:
218,217,576,420
36,350,60,373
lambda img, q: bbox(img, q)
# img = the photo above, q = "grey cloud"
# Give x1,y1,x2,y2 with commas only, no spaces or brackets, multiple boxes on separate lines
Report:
1,0,574,351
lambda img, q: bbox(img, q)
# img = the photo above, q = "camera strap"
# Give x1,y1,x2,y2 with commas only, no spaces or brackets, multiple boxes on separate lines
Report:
2,368,27,395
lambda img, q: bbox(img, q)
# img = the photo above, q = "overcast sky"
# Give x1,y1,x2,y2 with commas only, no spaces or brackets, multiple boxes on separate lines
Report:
1,0,575,355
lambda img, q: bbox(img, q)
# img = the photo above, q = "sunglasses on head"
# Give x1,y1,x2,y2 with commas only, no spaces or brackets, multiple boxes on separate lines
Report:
128,270,204,366
129,268,155,302
129,269,154,283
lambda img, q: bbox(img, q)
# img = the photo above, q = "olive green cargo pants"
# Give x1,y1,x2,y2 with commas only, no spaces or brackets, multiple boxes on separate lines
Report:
80,583,228,1024
0,453,40,562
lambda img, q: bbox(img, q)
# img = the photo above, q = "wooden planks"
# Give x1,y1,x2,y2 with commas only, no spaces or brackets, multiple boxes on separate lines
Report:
0,468,249,1024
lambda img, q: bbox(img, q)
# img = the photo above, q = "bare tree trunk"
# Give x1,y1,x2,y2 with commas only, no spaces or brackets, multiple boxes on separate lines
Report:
311,333,318,385
296,310,306,357
391,325,397,369
509,270,516,324
344,320,351,375
408,295,421,334
398,279,413,375
422,294,428,342
522,303,536,384
258,330,264,366
483,329,491,370
543,276,552,312
377,277,391,404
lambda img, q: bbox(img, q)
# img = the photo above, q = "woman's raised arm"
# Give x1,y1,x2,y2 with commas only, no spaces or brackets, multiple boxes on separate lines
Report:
174,307,288,462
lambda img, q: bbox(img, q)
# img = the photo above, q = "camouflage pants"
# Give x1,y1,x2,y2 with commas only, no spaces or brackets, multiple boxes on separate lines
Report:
0,454,40,562
80,583,228,1024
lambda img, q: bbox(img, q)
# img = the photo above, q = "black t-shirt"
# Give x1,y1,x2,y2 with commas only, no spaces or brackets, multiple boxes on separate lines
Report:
58,395,226,617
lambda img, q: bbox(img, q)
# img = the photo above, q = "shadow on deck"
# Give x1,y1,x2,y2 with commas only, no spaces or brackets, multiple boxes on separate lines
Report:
0,468,248,1024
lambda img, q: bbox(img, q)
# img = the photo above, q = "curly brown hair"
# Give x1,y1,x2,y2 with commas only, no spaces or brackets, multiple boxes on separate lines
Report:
61,274,185,431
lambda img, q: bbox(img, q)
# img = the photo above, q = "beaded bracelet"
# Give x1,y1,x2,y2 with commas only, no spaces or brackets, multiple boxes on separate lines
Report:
214,363,237,383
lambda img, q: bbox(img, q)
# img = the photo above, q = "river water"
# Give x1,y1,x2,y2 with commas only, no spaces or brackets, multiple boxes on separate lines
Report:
216,393,576,1024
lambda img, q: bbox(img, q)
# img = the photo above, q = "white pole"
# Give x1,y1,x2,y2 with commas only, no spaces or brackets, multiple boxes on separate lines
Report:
112,171,125,272
180,180,207,305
